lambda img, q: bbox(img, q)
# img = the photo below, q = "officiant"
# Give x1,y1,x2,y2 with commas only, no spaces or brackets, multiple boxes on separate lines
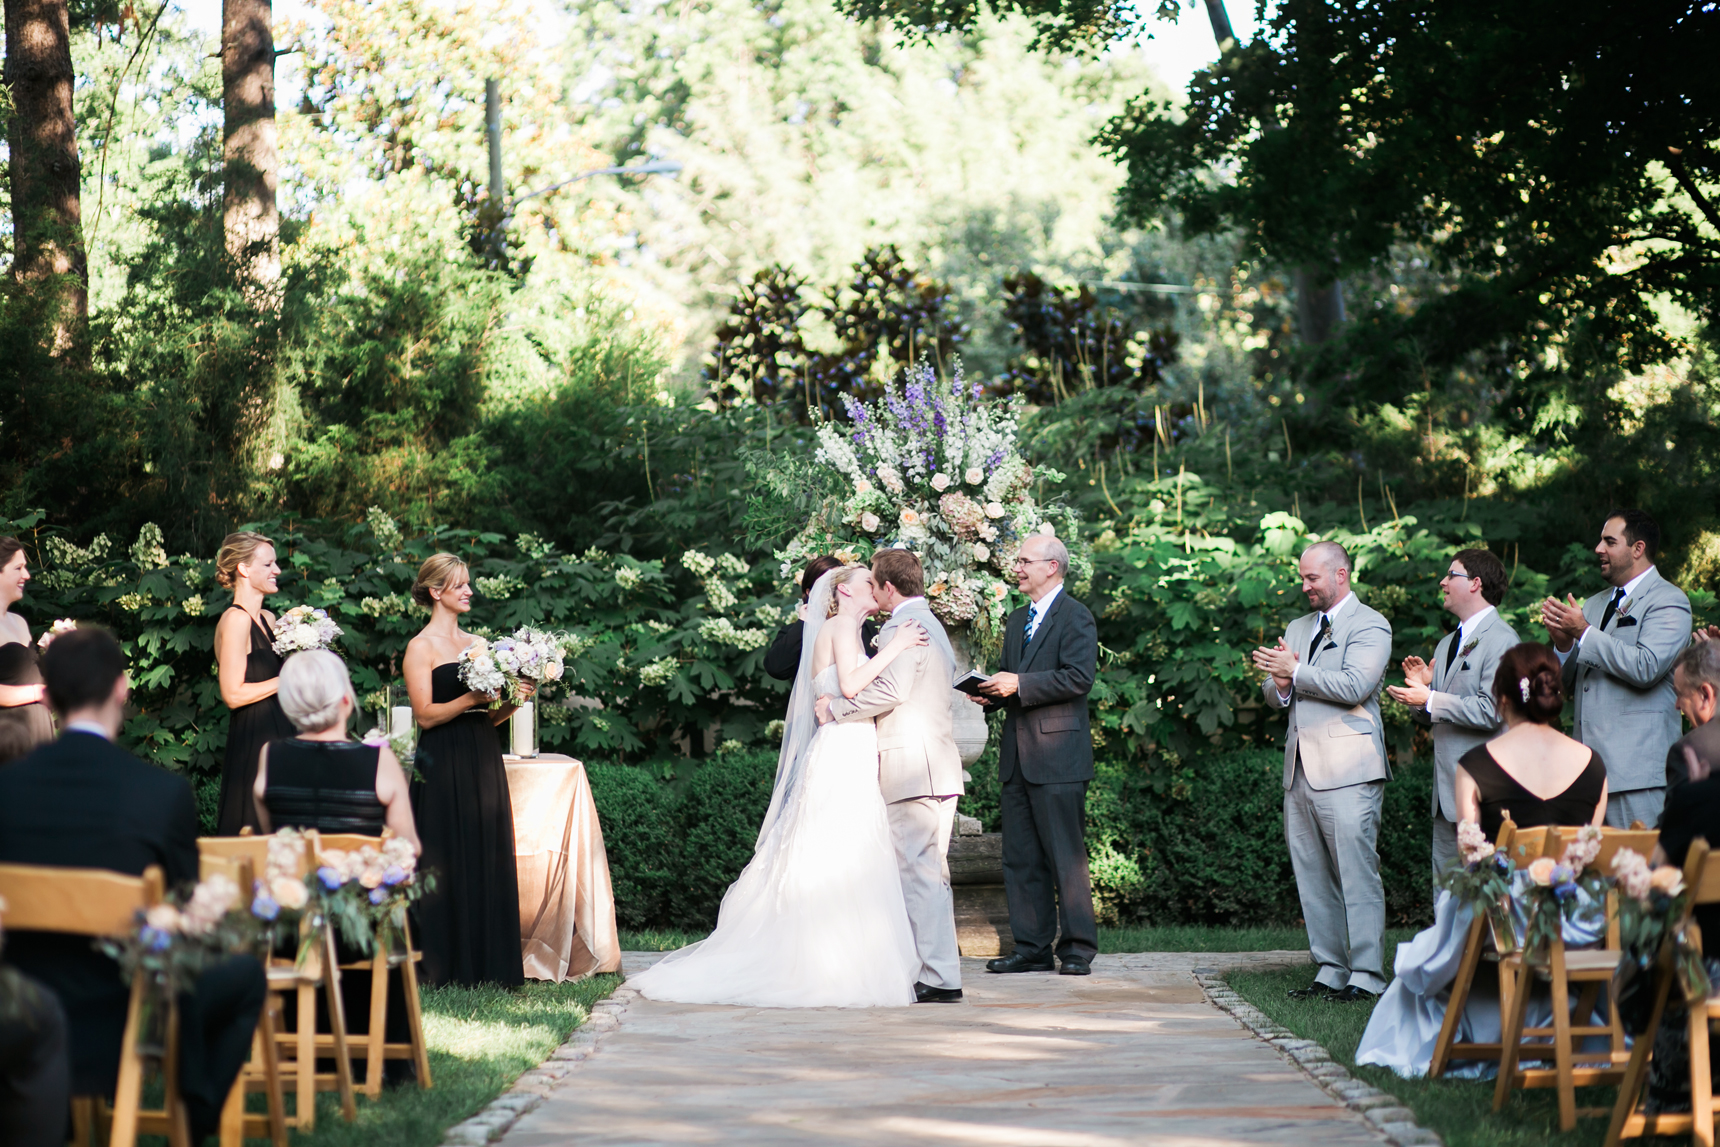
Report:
973,533,1100,977
764,555,881,679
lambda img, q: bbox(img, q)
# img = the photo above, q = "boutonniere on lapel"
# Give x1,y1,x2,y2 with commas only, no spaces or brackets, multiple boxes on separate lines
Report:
1459,638,1479,659
1615,597,1638,626
1316,618,1335,652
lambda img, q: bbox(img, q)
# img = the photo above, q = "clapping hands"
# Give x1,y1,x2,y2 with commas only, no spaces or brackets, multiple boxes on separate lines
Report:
1540,594,1587,650
1251,640,1298,690
1385,655,1432,708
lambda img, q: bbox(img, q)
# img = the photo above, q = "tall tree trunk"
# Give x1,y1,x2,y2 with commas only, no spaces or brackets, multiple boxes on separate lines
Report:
1202,0,1345,345
223,0,279,289
4,0,88,355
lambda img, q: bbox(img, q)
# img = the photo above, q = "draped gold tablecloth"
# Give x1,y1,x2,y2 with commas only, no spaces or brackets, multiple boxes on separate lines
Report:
504,754,622,981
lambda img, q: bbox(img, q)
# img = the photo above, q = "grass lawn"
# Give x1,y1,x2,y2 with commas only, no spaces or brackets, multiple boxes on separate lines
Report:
143,975,622,1147
1225,939,1678,1147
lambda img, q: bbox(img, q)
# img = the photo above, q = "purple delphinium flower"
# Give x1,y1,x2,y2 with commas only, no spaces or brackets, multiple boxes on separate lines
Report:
318,866,344,890
368,887,389,905
382,866,407,887
986,447,1005,469
252,894,280,921
142,926,173,952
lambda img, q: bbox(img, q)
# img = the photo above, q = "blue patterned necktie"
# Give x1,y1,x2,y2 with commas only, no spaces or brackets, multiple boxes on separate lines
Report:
1022,603,1039,650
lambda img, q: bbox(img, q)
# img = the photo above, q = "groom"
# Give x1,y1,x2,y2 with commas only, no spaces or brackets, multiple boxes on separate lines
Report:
817,549,965,1003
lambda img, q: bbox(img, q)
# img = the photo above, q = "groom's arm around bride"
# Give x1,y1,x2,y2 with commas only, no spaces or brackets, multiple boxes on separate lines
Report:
975,533,1100,976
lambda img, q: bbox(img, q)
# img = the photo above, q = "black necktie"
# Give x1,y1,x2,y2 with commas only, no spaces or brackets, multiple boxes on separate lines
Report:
1599,587,1626,631
1444,631,1461,672
1308,614,1328,658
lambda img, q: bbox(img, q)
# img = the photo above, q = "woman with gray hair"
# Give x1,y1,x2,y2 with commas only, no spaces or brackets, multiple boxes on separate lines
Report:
252,650,419,853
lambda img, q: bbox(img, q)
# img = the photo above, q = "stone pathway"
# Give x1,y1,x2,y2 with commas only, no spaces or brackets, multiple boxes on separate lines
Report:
489,950,1400,1147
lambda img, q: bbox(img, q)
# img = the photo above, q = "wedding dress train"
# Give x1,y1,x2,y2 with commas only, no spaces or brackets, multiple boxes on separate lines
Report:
628,658,919,1008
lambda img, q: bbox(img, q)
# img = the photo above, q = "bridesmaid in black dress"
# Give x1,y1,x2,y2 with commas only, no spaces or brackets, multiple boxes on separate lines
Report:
403,552,532,987
213,532,297,835
0,537,54,756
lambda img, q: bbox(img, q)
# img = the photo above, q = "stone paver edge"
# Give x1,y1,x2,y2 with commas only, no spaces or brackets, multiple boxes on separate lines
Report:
437,982,638,1147
1193,970,1443,1147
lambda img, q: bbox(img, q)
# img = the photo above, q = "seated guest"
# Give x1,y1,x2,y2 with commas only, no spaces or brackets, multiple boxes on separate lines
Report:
0,627,265,1144
1356,642,1607,1077
255,649,418,1086
254,649,419,851
1665,640,1720,789
0,915,70,1147
0,718,36,768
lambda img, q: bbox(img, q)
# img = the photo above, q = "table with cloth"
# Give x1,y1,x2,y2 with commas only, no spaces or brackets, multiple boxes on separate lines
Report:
503,753,622,981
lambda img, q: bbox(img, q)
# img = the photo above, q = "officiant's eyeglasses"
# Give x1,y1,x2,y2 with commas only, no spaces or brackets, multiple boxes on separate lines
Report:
1440,570,1481,582
1013,558,1057,568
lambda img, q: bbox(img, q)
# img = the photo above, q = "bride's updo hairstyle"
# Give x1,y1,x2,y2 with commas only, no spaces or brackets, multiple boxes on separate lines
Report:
278,649,356,734
826,565,869,617
214,531,274,589
412,552,470,610
1493,642,1564,725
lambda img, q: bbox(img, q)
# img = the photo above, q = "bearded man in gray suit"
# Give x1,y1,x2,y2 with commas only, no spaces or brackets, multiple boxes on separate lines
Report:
1541,508,1692,828
819,548,965,1003
1386,547,1519,876
1253,541,1393,1003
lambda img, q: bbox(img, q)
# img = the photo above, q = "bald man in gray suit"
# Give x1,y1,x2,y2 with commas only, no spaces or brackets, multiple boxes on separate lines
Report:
1254,541,1394,1003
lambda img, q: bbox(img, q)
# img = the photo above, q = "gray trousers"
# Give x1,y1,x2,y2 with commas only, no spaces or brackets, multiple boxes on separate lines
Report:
1607,787,1665,830
887,796,962,990
1285,762,1387,993
1431,811,1460,879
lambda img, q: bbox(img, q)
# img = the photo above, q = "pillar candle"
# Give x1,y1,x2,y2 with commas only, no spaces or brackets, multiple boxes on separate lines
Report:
511,703,535,757
390,705,414,740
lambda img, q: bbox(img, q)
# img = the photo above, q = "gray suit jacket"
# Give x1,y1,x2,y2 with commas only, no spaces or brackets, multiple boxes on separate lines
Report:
1263,595,1393,792
1563,568,1692,792
828,597,964,803
990,589,1098,785
1412,609,1519,821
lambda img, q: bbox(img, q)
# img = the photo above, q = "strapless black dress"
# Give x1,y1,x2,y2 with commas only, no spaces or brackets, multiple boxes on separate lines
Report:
216,609,297,835
411,662,522,987
0,640,54,755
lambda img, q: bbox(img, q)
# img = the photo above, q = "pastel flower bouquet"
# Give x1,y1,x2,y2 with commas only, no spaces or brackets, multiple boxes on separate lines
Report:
1612,847,1708,1004
1438,820,1517,940
251,828,431,960
270,605,344,655
457,627,567,706
35,618,77,651
1516,825,1608,956
780,361,1083,651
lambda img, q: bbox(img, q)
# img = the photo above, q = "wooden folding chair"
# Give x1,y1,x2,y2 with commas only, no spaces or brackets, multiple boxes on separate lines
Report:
195,852,288,1147
0,863,192,1147
308,831,434,1095
198,834,357,1131
1430,817,1522,1077
1494,825,1660,1130
1607,837,1720,1146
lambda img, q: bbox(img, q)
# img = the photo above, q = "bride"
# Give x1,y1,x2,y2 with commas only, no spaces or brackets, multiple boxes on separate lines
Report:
629,565,925,1007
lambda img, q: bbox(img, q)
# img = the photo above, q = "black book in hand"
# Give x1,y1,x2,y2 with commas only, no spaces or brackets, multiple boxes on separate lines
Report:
954,670,992,696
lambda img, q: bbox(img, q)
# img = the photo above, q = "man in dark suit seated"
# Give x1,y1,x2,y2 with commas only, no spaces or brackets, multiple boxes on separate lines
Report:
973,532,1100,977
1666,640,1720,790
0,627,265,1144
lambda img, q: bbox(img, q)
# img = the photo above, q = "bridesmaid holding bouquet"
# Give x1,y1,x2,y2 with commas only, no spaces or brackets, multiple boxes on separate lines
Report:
214,532,297,835
0,537,54,753
404,552,530,987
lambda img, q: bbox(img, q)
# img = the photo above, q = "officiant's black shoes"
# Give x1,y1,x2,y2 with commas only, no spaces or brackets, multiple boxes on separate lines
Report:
914,982,964,1003
1059,957,1091,976
985,952,1054,974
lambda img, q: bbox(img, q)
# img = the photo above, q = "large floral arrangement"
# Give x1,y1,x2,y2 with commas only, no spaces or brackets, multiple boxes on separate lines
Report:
781,361,1081,649
251,828,430,959
270,605,344,655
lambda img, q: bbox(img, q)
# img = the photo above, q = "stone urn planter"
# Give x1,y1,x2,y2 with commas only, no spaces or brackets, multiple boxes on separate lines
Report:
946,624,992,768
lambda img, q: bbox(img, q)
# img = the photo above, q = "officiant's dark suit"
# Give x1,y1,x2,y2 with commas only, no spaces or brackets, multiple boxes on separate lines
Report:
981,547,1099,972
0,628,264,1141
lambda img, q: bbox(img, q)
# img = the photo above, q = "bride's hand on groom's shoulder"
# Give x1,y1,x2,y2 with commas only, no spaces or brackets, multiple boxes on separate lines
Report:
886,620,928,652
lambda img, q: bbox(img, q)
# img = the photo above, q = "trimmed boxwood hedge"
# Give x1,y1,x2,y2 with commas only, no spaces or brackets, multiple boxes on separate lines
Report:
588,747,1437,931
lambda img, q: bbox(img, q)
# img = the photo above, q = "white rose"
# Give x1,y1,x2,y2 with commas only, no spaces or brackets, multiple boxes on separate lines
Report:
860,512,881,533
984,501,1005,519
965,467,984,485
973,543,990,562
930,473,951,492
854,479,873,496
1039,522,1056,536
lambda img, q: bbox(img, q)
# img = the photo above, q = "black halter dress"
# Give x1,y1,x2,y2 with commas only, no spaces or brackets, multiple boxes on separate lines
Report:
216,609,297,835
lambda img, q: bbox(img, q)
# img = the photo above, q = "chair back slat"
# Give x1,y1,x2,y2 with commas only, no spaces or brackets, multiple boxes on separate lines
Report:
309,831,389,857
0,863,162,935
1688,838,1720,907
1595,828,1659,873
1507,827,1551,864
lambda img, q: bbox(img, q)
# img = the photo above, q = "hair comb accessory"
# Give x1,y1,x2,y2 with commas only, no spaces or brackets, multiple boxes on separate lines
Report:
1519,676,1531,703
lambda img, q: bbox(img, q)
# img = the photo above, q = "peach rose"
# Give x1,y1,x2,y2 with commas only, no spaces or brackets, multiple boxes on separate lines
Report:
900,509,922,527
271,877,309,910
854,479,873,496
1527,857,1558,886
1651,866,1687,896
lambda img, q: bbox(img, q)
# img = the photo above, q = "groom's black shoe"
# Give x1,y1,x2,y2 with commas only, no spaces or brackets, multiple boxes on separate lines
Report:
1286,982,1338,1001
1329,985,1379,1004
985,952,1055,974
1058,957,1091,976
914,982,963,1003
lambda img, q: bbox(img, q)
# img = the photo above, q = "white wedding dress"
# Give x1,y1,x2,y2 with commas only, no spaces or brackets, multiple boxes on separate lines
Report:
628,646,919,1008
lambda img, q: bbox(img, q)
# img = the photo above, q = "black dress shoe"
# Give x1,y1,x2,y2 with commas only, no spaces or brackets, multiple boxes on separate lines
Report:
914,981,964,1003
986,952,1055,974
1059,957,1091,976
1286,982,1336,1000
1329,985,1379,1003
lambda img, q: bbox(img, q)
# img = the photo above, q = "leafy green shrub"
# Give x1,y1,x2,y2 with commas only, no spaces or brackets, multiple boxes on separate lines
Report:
586,765,683,930
666,751,778,926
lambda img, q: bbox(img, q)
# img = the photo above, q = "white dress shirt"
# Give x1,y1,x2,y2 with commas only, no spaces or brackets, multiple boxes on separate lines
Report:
1555,566,1655,664
1025,583,1063,643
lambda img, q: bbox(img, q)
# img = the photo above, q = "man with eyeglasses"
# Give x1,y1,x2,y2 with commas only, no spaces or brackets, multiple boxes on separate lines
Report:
1540,508,1692,828
972,531,1100,977
1385,548,1518,876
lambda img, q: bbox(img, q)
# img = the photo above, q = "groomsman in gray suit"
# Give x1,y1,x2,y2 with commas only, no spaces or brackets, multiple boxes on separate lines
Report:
1254,541,1393,1002
1541,509,1692,828
1386,548,1519,875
